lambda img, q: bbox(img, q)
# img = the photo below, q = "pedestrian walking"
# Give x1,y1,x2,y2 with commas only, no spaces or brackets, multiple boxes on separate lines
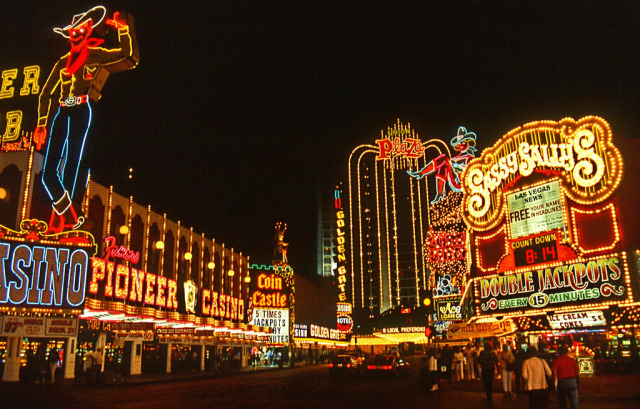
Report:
453,347,465,381
441,345,453,385
552,345,580,409
429,349,440,391
522,346,552,409
514,345,527,395
499,344,515,395
47,348,60,384
83,349,95,385
477,342,498,400
463,344,476,380
88,347,104,385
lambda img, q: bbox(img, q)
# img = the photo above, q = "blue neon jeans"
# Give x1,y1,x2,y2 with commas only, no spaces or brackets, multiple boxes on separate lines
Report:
557,377,579,409
42,102,92,206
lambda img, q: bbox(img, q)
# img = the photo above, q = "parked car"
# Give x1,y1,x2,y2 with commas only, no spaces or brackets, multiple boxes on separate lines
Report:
329,355,361,377
365,354,410,377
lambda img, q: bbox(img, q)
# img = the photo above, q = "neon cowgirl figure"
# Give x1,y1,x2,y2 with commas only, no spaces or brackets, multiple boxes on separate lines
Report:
407,127,477,203
33,6,139,233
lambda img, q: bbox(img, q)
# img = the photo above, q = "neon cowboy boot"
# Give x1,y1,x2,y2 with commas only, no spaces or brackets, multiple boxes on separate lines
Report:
46,209,63,234
68,204,86,230
45,191,72,234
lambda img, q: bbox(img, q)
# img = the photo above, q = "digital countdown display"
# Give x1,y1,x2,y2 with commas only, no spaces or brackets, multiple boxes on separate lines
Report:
511,231,559,268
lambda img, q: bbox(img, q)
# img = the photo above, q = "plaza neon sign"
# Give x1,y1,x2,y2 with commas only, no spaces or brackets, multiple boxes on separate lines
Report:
375,121,424,161
375,137,424,160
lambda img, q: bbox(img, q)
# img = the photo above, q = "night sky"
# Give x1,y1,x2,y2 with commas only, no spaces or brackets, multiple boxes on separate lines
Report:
2,1,638,276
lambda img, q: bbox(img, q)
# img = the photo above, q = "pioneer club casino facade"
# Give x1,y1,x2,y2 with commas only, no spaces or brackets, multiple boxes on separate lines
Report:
0,7,272,381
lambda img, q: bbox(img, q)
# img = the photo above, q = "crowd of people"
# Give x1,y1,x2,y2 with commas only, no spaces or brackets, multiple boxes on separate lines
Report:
423,341,580,409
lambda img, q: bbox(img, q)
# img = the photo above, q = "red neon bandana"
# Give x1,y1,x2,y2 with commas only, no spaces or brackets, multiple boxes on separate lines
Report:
65,38,104,76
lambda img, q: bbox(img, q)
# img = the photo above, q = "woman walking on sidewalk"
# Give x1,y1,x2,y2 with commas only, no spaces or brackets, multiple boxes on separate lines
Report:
453,347,464,381
499,344,515,395
477,342,498,400
522,346,552,409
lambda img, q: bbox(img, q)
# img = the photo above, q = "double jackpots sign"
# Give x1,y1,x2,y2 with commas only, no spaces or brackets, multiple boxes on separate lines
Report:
478,254,629,315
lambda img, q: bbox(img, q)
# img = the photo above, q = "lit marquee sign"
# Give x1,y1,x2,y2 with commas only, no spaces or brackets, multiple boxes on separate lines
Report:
333,186,352,332
375,122,424,161
507,180,566,238
462,116,623,231
294,323,308,338
0,220,95,310
89,253,244,320
250,308,289,344
547,310,606,330
447,319,517,340
406,127,477,300
334,188,349,303
0,65,41,151
381,326,426,334
464,116,631,323
477,253,631,316
251,273,288,308
423,192,471,297
310,324,342,340
248,264,295,345
200,289,244,321
426,231,467,263
436,296,463,321
89,256,178,310
0,316,78,337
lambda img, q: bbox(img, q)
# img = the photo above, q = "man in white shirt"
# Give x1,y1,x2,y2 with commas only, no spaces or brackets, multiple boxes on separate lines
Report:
522,346,552,409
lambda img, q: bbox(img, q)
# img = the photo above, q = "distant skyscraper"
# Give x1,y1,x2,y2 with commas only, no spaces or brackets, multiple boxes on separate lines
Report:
317,182,341,278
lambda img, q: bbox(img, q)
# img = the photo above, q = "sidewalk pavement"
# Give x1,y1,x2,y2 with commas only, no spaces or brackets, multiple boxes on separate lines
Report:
2,361,304,389
423,372,640,409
